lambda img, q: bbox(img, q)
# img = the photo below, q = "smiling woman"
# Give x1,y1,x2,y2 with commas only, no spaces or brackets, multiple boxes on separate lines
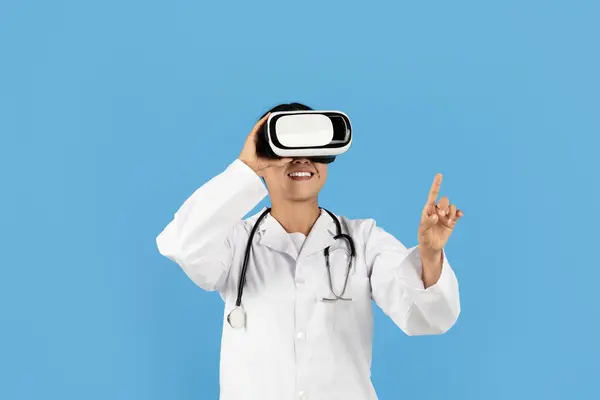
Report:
156,101,462,400
251,102,331,205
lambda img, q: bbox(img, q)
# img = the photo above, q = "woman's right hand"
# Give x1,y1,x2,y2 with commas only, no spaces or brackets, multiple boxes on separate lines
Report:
238,113,293,176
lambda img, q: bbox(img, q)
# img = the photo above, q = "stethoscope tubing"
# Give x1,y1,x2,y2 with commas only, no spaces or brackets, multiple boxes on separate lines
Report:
230,207,355,327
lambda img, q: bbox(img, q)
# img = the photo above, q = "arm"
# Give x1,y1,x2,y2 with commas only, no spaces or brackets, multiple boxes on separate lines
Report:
421,247,444,289
156,159,267,292
366,221,460,336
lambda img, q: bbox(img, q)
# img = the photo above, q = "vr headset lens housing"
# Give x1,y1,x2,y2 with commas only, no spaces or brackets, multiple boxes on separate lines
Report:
256,111,352,164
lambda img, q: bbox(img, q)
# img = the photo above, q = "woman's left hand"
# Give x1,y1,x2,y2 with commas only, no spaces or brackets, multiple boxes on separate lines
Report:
418,173,463,253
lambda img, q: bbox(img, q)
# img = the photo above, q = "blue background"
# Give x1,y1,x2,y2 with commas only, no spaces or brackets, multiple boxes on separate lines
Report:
1,0,598,399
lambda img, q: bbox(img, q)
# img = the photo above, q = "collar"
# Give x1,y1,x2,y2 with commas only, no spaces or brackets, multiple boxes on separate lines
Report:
248,207,339,259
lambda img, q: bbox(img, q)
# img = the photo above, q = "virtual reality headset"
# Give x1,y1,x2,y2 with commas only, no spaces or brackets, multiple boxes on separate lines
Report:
256,110,352,164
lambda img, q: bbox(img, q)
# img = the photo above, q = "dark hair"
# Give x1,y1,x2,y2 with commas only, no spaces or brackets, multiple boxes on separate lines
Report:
259,102,313,119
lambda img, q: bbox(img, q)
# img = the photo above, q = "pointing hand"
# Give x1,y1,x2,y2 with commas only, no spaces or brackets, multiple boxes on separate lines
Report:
418,173,463,252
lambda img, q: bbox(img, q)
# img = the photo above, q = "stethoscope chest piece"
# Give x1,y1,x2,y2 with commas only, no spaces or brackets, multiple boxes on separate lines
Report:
227,306,246,329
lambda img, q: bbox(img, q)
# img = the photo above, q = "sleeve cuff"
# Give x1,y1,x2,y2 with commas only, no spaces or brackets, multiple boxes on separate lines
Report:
228,159,268,196
405,246,455,296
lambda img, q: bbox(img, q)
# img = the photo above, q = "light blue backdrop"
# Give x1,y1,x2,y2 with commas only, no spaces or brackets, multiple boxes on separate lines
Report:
1,1,598,399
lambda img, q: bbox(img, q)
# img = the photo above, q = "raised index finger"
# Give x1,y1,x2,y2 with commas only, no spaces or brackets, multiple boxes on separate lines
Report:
427,173,442,205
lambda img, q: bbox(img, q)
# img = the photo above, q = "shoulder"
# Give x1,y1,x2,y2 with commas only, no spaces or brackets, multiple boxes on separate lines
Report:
241,208,267,225
337,214,407,250
215,208,268,245
334,214,380,242
236,207,271,235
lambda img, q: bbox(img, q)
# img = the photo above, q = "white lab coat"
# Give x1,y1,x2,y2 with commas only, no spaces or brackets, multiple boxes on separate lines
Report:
156,159,460,400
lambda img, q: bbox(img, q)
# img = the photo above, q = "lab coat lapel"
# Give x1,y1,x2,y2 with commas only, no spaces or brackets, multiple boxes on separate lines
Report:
257,213,298,260
300,209,337,259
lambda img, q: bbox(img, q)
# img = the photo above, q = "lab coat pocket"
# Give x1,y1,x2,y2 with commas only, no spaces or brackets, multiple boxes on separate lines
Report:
314,248,371,332
327,274,371,334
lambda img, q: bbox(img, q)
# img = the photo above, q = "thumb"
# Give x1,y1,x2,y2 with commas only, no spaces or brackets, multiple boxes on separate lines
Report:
420,213,438,237
422,204,439,225
427,212,439,224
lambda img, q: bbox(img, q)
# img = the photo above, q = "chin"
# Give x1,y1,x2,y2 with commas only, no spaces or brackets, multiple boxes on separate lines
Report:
286,191,319,202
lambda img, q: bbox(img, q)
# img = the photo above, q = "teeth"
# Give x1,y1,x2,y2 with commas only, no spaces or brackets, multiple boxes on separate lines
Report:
288,172,312,178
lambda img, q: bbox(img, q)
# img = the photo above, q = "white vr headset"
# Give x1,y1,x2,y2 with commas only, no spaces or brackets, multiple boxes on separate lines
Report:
257,110,352,163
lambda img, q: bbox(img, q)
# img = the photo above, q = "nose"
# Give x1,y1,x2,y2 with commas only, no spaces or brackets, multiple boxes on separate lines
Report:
292,158,311,164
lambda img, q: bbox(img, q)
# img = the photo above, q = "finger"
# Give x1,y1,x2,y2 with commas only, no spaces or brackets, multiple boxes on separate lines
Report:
249,113,271,137
426,173,442,205
444,204,457,225
449,207,464,224
435,204,455,228
451,209,464,224
436,196,450,216
422,202,436,220
448,204,457,220
446,216,458,229
422,209,439,225
437,212,454,229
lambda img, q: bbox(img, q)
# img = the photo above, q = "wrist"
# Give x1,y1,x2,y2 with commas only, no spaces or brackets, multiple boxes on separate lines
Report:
419,247,443,288
419,247,442,263
238,157,258,172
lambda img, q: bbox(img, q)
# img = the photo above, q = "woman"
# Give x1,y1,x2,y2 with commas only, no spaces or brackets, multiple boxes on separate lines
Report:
156,102,463,400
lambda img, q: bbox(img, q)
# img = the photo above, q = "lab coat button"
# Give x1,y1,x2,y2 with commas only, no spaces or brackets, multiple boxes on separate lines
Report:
297,390,307,400
296,331,306,340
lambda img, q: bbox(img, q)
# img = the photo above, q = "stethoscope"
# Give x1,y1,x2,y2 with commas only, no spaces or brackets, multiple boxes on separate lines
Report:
227,207,356,329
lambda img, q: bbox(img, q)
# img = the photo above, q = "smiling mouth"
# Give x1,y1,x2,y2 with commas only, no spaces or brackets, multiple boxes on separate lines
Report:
287,171,314,181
